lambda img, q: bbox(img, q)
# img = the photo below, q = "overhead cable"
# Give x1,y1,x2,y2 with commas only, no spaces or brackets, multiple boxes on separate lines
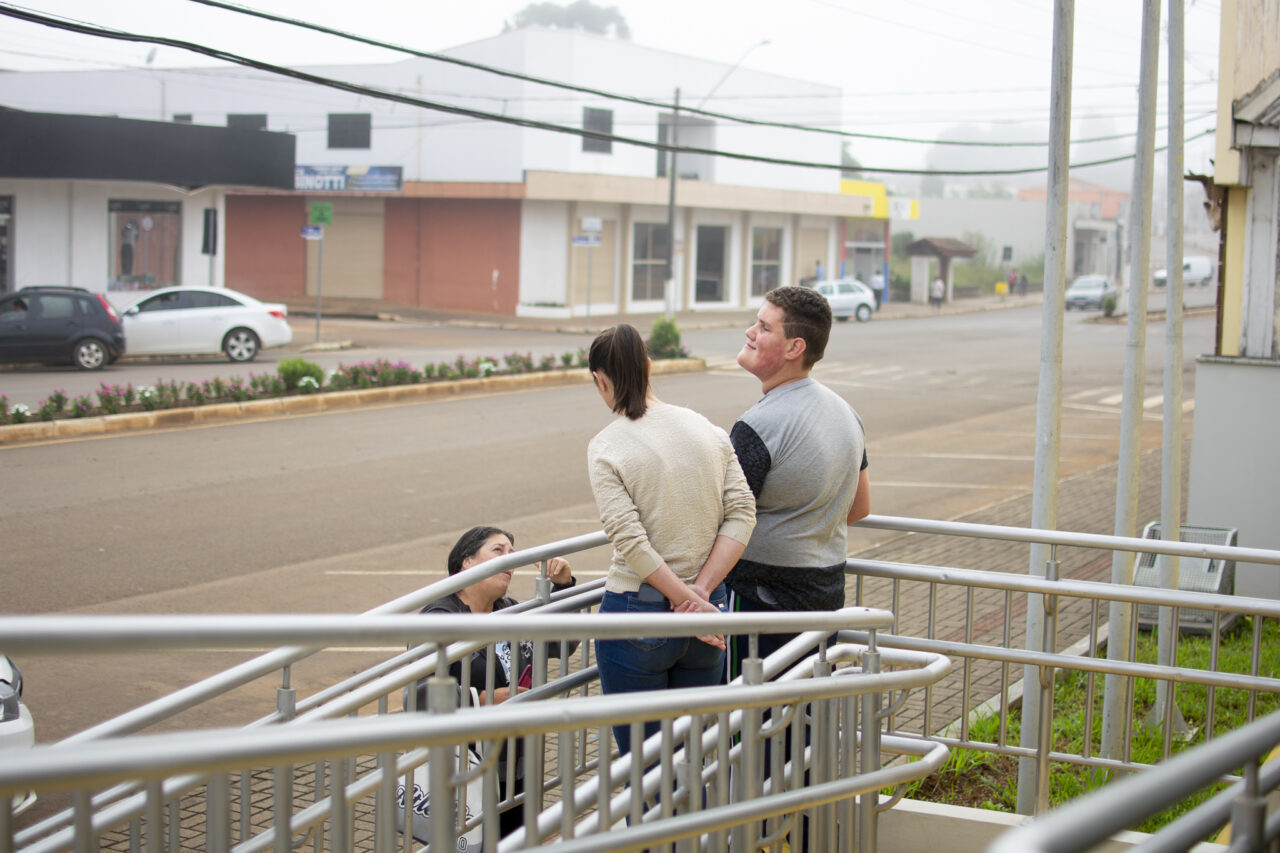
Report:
184,0,1176,151
0,3,1215,177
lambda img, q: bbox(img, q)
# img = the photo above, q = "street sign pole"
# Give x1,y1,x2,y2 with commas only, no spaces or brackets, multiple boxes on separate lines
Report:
308,203,334,342
315,237,324,343
580,217,602,325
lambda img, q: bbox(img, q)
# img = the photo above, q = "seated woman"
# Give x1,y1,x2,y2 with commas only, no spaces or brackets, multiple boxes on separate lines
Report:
409,525,575,837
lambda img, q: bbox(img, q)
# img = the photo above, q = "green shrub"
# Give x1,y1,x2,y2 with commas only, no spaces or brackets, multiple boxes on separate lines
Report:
1102,293,1118,317
646,316,689,360
278,357,325,391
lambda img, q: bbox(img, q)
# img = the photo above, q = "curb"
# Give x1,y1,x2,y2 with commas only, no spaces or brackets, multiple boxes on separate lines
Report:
0,358,705,445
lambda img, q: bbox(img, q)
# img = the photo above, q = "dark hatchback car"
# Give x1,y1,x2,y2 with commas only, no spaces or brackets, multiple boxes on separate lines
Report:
0,286,126,370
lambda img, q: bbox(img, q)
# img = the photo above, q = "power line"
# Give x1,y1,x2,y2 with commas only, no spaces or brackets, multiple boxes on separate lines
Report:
0,3,1216,177
1,1,1215,152
176,0,1173,151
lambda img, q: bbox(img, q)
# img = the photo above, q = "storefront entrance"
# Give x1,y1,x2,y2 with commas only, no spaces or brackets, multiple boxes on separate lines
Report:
694,225,727,303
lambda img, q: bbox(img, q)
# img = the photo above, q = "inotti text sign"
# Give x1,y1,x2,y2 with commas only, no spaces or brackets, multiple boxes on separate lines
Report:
294,165,403,192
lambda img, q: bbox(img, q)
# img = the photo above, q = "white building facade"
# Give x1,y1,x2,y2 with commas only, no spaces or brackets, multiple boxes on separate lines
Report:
0,27,882,317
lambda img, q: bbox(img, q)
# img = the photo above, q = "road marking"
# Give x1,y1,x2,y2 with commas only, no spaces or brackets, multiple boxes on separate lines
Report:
1099,393,1124,405
1068,386,1120,401
873,452,1035,461
1143,395,1163,409
326,570,424,575
874,481,1012,490
858,366,905,377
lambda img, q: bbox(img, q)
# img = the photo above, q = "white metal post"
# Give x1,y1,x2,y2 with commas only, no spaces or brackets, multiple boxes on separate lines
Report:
1154,0,1188,733
1016,0,1073,816
1102,0,1162,762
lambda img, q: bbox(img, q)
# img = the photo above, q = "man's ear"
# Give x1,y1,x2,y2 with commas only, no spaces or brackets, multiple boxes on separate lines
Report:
785,336,808,362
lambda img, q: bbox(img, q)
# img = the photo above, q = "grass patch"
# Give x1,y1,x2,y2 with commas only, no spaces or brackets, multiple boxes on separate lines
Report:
900,617,1280,831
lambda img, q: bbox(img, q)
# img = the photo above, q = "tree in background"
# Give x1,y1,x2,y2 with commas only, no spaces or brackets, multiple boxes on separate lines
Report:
841,143,863,180
507,1,632,39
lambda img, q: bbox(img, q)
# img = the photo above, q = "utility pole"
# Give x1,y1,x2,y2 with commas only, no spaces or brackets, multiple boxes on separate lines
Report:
1102,0,1161,762
1015,0,1073,815
664,88,680,317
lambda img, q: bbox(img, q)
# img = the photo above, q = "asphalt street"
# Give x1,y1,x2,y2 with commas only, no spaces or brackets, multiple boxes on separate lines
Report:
3,300,1213,754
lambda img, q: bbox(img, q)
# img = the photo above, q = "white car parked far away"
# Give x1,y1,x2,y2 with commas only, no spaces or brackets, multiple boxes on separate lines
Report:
121,287,293,362
813,278,878,322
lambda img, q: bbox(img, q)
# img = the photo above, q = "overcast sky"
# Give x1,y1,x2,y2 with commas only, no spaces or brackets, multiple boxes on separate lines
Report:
0,0,1223,190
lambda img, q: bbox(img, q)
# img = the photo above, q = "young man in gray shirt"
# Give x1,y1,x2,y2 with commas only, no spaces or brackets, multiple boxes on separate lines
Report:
687,284,870,669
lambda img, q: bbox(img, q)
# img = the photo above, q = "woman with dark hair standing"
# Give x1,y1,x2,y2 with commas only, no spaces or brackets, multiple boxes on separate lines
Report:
587,323,755,757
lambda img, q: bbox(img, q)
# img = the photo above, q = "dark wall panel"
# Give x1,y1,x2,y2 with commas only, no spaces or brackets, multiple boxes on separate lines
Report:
0,109,294,189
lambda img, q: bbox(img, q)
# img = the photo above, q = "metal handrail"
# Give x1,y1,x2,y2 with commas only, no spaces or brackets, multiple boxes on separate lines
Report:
989,708,1280,853
858,514,1280,565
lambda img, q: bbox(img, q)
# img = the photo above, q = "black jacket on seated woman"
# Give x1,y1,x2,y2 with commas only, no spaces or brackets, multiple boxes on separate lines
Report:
410,525,576,838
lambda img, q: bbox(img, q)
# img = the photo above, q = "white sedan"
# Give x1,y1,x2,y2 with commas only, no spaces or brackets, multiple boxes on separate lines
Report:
814,278,877,322
122,287,293,362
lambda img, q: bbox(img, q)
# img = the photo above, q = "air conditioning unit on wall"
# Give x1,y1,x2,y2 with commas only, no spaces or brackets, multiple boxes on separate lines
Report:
1135,522,1239,634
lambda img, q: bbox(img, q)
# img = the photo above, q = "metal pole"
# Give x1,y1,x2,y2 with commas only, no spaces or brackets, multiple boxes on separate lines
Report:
664,88,680,317
314,234,324,343
1016,0,1073,815
1153,0,1188,732
1102,0,1161,762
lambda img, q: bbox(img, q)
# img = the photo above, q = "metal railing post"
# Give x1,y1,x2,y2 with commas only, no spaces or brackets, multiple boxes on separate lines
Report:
1018,0,1073,814
860,630,882,853
1103,0,1162,763
1154,0,1188,737
207,774,230,853
1231,759,1266,849
733,635,764,853
1036,557,1060,814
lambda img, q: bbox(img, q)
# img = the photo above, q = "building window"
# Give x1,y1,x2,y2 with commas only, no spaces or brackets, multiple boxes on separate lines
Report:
328,113,371,149
751,227,782,297
227,114,267,132
172,114,192,124
583,107,613,154
632,222,669,302
109,200,182,292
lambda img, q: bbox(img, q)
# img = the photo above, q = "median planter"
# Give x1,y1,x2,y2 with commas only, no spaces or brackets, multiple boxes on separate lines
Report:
0,359,705,445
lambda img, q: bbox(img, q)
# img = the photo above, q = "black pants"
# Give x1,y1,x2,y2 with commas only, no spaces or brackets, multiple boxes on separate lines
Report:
728,592,820,852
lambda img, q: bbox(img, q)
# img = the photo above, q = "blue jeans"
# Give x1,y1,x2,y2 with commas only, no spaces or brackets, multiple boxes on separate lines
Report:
595,583,728,756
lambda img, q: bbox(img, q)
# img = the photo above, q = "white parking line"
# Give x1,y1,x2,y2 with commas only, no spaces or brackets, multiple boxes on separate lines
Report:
874,481,1011,490
1069,386,1120,401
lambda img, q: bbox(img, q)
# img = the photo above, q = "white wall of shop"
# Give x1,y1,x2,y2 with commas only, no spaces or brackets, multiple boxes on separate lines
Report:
519,200,571,308
0,179,224,297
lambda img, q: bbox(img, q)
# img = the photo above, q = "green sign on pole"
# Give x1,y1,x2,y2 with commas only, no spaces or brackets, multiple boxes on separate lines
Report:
309,202,333,226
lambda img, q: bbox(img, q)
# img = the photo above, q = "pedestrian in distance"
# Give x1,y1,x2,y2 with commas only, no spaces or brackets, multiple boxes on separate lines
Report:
586,323,756,759
930,275,945,310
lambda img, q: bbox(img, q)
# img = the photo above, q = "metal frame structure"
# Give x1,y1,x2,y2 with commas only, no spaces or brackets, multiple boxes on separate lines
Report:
5,517,1280,852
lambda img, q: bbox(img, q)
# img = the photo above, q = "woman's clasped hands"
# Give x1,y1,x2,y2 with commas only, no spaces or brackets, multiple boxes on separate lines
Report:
673,582,726,650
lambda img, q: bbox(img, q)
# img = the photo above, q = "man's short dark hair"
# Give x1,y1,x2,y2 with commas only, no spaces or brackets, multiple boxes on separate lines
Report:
765,285,832,368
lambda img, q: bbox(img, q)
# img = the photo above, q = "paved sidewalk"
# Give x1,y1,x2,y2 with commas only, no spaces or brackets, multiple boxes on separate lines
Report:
282,291,1048,336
